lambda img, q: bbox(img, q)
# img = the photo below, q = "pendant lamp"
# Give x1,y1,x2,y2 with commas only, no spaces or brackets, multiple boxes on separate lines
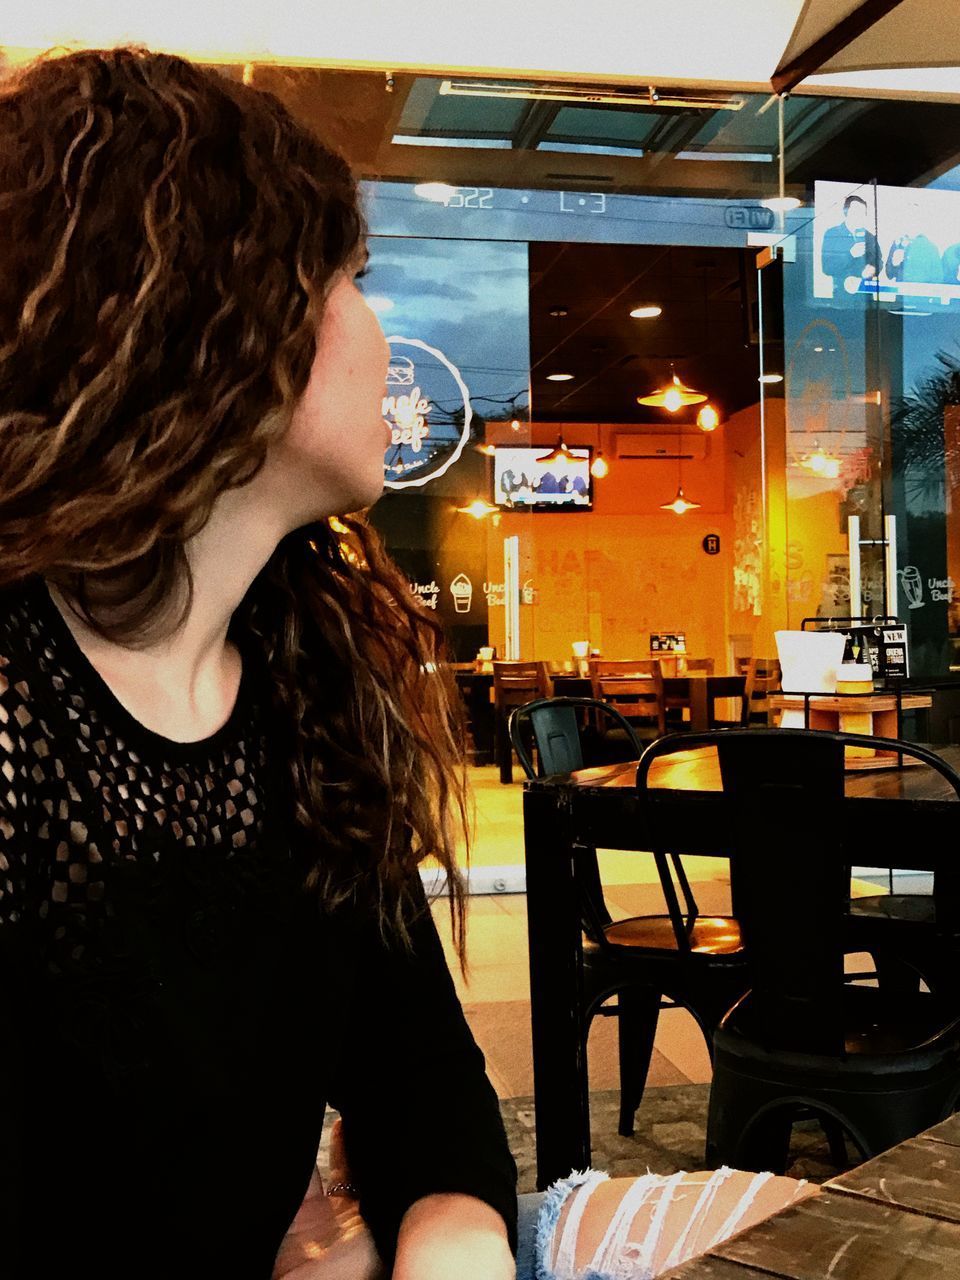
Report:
799,442,841,480
697,404,720,433
660,486,701,515
660,423,701,515
638,367,707,412
537,435,577,466
456,498,499,519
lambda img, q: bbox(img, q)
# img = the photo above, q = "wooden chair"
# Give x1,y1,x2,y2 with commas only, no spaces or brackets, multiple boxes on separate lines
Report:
588,659,660,678
591,670,665,742
666,657,716,728
742,657,782,725
678,657,715,676
734,656,753,676
492,661,551,783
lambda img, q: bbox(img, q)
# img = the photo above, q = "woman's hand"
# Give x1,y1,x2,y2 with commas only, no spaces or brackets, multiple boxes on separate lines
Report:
271,1120,384,1280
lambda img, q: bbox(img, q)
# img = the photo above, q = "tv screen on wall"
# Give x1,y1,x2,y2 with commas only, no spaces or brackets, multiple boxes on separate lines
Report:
493,445,593,511
813,180,960,306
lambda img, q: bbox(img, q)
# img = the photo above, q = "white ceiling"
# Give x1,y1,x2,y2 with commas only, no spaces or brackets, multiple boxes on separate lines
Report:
3,0,960,98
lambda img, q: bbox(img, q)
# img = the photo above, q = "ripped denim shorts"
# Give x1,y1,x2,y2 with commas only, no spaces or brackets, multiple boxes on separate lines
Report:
515,1166,811,1280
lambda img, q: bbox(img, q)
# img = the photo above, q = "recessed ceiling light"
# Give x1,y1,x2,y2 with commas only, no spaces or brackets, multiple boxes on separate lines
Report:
630,305,662,319
546,372,575,382
413,181,457,204
759,373,784,384
549,307,569,318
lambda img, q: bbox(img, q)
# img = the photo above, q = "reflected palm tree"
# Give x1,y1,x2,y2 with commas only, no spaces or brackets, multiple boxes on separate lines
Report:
892,347,960,514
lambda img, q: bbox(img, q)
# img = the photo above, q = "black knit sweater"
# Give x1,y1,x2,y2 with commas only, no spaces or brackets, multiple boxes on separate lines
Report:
0,578,517,1277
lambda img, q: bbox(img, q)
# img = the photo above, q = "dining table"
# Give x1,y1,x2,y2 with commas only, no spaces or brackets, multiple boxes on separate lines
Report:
551,672,746,731
665,1110,960,1279
522,741,960,1190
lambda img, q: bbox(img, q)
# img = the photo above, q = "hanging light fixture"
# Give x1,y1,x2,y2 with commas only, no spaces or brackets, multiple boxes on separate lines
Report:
637,366,707,411
536,435,578,466
590,449,609,479
799,442,841,480
660,423,701,515
660,486,701,515
697,404,720,433
456,498,499,519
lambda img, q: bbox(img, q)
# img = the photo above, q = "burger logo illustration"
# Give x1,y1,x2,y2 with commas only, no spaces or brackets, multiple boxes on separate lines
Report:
386,354,415,386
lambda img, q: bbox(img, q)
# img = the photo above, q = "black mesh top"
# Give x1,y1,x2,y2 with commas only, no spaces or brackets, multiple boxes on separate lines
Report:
0,578,517,1278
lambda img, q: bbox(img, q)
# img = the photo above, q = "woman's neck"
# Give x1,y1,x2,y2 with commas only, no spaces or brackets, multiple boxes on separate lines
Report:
48,478,291,743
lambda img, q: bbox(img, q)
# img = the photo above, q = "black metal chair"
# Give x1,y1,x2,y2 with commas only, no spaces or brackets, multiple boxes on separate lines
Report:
510,701,749,1138
635,728,960,1173
844,744,960,1003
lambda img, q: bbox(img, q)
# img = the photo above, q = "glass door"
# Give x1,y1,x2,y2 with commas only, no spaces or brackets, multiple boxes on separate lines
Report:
760,186,893,640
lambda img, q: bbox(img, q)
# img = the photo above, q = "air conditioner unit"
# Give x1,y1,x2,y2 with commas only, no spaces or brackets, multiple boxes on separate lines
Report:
614,431,708,461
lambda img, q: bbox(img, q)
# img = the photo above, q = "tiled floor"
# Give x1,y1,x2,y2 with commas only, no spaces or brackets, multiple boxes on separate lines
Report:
431,764,886,1103
433,886,710,1099
431,765,723,1097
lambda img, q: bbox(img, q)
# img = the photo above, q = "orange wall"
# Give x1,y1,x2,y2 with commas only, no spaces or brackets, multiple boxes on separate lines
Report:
484,422,735,666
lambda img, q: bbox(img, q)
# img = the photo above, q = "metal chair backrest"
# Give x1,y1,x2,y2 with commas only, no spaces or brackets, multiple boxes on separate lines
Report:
511,697,645,941
743,657,782,725
509,696,644,780
637,728,960,1054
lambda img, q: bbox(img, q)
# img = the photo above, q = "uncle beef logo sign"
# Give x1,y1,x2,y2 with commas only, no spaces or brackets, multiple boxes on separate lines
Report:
382,337,473,489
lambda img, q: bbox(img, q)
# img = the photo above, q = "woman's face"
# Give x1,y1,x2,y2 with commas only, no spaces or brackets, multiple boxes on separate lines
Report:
273,269,391,523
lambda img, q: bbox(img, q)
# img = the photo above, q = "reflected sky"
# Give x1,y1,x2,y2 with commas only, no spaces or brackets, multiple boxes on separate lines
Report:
361,236,530,422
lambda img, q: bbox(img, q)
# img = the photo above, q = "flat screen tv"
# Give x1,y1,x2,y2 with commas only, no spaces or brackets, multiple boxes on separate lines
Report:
813,180,960,307
493,445,593,511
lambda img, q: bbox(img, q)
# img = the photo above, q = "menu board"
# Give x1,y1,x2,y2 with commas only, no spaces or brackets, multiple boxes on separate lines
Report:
650,632,687,654
866,625,909,681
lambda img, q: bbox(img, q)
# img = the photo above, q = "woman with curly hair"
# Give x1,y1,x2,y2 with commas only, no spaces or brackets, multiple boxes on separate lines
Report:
0,46,818,1280
0,46,515,1279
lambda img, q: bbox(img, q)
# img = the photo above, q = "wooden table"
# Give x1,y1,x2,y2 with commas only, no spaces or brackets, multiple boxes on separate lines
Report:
769,692,934,769
551,673,746,731
523,743,960,1189
453,671,495,764
666,1111,960,1278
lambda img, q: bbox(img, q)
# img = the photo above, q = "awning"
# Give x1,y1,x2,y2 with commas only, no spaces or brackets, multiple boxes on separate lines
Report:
775,0,960,95
1,1,959,100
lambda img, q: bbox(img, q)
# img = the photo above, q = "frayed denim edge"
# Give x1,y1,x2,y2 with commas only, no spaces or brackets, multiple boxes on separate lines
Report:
534,1168,608,1280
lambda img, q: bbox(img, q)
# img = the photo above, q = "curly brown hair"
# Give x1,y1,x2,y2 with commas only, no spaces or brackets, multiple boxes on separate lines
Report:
0,47,469,955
